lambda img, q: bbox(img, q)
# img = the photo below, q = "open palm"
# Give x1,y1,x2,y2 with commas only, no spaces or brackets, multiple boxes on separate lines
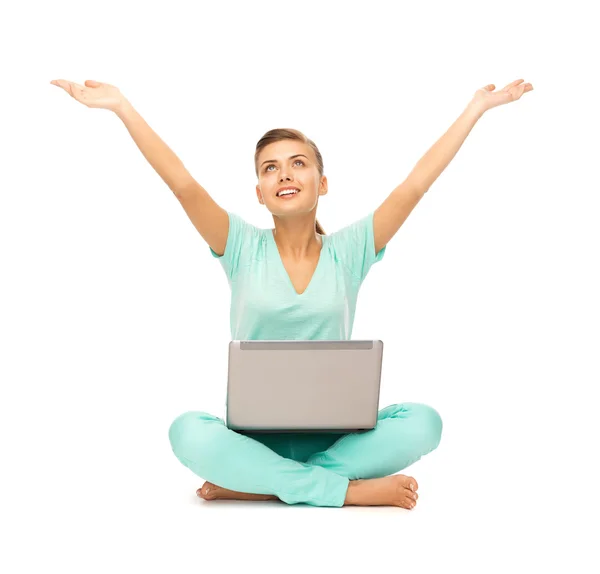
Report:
50,79,126,112
472,78,534,112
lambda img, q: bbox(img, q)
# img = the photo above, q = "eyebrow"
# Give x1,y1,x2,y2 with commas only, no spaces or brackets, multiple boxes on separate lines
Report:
260,154,309,168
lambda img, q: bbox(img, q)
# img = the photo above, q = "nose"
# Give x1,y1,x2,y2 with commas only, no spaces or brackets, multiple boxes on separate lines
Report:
279,170,293,182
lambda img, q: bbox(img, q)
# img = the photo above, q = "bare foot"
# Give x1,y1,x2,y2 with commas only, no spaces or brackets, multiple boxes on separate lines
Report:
344,474,419,509
197,481,279,502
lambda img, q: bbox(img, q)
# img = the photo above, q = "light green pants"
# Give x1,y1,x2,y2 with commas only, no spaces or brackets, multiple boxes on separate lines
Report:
168,402,442,507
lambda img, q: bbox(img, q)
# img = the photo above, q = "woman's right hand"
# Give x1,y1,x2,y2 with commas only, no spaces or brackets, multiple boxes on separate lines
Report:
50,79,129,113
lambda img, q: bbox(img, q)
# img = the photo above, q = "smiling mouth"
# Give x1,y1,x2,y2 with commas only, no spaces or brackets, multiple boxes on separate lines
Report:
277,190,301,198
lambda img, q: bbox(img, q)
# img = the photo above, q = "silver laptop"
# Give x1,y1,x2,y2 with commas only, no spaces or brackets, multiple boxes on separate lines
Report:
226,340,384,433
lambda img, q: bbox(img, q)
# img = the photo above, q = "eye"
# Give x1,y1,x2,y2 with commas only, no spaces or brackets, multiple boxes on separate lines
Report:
265,159,304,172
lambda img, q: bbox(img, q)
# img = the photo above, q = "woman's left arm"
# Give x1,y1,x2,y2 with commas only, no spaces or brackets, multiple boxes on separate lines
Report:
373,79,534,254
406,78,534,193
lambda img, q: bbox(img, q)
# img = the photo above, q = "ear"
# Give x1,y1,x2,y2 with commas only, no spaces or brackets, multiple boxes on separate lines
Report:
319,175,328,196
256,184,264,204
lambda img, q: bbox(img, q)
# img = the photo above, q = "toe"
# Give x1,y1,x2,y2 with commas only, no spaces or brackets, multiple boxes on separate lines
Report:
199,489,217,500
401,475,418,492
406,490,418,502
198,482,218,499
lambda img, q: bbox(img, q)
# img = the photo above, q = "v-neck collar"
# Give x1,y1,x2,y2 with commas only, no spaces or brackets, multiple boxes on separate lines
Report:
267,229,325,297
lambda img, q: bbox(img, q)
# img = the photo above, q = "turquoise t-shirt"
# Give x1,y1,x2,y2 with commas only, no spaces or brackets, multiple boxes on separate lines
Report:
210,211,386,341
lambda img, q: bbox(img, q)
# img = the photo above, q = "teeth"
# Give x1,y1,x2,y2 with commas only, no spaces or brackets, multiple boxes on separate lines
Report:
278,189,299,196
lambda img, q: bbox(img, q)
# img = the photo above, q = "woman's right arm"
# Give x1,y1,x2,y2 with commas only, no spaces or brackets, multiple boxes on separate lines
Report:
50,79,229,255
115,100,230,256
115,99,194,195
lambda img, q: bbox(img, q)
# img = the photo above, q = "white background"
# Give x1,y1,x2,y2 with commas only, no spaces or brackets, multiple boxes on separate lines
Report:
1,0,599,572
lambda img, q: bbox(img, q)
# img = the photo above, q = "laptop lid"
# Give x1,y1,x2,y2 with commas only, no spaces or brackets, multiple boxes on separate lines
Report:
226,340,383,433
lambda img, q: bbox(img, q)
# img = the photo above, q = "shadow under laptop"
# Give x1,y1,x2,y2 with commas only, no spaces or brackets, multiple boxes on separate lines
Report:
242,430,348,463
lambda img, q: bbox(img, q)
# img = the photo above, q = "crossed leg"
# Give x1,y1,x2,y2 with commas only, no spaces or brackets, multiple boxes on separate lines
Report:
171,402,442,508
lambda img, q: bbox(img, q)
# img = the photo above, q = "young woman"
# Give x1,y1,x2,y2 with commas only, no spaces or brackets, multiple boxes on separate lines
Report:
50,77,533,509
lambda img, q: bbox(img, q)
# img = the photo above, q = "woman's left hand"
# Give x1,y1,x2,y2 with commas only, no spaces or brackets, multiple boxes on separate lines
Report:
470,79,534,114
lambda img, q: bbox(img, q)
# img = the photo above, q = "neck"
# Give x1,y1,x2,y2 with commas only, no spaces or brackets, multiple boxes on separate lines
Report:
272,217,321,259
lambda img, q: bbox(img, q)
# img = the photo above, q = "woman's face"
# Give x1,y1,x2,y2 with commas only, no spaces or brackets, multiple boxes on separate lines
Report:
256,140,327,216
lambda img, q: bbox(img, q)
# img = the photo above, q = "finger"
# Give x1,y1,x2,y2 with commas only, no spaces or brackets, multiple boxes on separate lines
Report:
511,83,532,97
67,81,87,98
503,78,525,91
52,79,87,98
50,79,71,91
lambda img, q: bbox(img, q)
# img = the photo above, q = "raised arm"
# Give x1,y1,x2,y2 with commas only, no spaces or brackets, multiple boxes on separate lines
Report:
373,79,534,253
50,78,229,255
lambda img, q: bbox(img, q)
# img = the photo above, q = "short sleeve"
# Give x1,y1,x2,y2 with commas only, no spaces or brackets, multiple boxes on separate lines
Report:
209,211,259,283
329,210,386,284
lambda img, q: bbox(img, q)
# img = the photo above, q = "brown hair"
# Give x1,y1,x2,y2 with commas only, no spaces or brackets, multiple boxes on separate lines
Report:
254,128,326,235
